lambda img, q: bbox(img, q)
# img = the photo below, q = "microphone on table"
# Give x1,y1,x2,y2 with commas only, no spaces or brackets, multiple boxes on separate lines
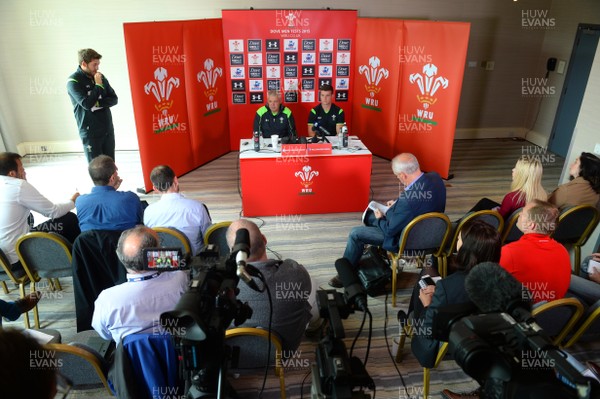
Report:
335,257,368,312
312,121,331,136
233,228,260,292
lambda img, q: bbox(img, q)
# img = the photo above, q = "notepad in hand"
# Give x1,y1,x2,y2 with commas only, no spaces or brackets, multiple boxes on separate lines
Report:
361,201,390,224
369,201,390,214
589,259,600,274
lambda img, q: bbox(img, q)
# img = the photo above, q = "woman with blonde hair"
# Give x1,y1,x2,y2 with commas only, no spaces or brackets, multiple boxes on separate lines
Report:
469,156,547,219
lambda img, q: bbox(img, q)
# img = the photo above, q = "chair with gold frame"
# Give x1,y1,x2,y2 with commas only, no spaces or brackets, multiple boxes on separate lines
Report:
423,341,450,398
500,207,524,245
562,299,600,348
152,226,193,257
531,297,585,346
443,210,504,276
225,327,286,398
0,248,30,326
551,204,600,275
388,212,452,307
15,231,73,329
204,221,233,257
45,342,114,396
394,316,451,397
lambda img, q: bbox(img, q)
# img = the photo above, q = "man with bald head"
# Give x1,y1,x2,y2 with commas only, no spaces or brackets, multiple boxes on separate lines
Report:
91,225,188,344
226,219,319,350
331,153,446,287
499,199,571,303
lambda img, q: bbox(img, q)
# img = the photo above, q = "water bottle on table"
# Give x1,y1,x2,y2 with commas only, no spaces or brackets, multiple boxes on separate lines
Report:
253,131,260,152
341,124,348,148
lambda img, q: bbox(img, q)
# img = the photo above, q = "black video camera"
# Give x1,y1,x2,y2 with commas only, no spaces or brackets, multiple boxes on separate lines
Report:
435,304,598,399
311,289,374,399
157,235,253,398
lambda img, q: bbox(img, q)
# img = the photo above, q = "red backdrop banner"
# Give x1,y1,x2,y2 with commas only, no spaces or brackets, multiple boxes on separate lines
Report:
352,19,404,160
123,20,229,191
221,10,357,147
353,19,470,178
183,20,230,167
124,15,469,189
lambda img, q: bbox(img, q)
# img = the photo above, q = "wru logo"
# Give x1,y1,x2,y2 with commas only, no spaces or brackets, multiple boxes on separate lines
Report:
145,67,181,133
409,63,449,124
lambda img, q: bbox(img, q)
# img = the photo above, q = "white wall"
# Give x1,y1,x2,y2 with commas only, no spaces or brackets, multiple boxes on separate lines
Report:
562,41,600,255
0,0,599,153
527,0,600,148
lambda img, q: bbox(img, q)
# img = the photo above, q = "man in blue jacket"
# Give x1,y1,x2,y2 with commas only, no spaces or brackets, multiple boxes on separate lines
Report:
330,153,446,287
67,48,118,163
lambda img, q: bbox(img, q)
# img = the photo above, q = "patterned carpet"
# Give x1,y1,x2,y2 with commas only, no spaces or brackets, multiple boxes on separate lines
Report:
4,138,599,398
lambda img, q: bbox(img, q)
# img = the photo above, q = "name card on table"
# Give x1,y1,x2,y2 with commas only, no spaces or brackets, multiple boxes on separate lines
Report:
307,143,332,155
281,144,307,156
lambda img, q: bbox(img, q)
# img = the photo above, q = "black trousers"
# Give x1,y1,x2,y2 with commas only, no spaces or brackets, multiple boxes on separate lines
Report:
81,132,115,163
468,197,501,213
30,211,81,243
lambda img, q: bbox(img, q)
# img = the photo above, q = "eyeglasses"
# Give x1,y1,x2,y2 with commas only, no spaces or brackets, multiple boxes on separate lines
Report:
53,372,72,399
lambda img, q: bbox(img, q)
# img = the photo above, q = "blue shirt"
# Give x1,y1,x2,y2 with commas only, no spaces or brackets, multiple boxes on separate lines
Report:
76,186,143,232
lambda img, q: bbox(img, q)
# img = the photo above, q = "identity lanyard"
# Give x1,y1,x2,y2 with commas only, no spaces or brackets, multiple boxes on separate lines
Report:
128,273,160,283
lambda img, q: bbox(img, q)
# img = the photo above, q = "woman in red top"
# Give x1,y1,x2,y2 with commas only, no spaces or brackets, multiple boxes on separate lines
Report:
469,157,547,219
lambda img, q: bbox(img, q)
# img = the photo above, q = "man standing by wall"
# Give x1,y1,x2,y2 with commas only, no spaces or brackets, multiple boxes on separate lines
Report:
67,48,118,162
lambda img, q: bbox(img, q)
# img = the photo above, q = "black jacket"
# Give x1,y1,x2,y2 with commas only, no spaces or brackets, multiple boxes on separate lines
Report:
72,230,126,332
411,271,472,368
67,66,118,139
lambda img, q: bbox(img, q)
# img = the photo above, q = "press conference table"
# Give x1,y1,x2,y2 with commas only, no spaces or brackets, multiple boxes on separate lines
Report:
239,137,372,216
